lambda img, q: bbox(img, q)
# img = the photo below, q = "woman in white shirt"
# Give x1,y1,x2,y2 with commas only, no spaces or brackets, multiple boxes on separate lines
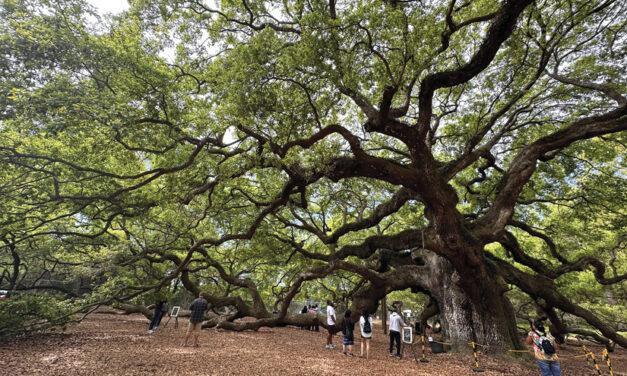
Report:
359,310,374,358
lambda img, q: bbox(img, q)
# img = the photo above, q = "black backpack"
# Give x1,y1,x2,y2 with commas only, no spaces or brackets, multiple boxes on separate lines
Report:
362,316,372,334
535,331,556,356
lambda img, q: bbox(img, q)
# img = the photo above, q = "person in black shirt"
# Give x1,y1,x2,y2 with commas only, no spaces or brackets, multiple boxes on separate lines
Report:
300,305,308,330
183,293,208,347
341,310,355,356
148,299,168,334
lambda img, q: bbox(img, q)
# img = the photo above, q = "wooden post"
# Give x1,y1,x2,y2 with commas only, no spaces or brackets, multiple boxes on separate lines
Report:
602,349,614,376
420,335,429,363
470,342,485,372
382,296,388,335
588,351,602,375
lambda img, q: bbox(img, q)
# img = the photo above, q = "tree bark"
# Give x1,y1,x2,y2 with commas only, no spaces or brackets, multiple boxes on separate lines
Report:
350,282,387,319
539,305,567,344
419,297,439,330
382,296,388,334
491,256,627,348
413,251,522,352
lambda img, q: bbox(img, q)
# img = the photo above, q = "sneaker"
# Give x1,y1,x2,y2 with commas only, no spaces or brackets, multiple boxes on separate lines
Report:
389,353,395,357
330,344,336,349
325,345,331,349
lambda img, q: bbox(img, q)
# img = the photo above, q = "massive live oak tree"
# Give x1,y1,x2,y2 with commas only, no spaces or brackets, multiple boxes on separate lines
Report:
1,0,626,351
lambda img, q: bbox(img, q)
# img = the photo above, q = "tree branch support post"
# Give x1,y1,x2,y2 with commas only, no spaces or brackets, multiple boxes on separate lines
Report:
470,342,485,372
602,348,614,376
420,335,429,363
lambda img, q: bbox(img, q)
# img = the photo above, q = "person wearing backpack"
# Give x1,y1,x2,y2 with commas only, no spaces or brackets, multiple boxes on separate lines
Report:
526,319,560,376
359,310,374,358
341,310,355,356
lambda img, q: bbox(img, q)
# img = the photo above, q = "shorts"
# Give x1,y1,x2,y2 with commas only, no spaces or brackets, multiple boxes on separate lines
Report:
343,336,354,345
187,321,202,333
361,334,372,340
327,325,336,334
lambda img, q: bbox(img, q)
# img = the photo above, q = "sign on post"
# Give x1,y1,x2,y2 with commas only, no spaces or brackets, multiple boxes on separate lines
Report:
171,306,180,317
402,326,413,344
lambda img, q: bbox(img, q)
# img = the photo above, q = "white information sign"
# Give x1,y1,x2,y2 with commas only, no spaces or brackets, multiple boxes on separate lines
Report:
171,306,180,318
402,326,413,344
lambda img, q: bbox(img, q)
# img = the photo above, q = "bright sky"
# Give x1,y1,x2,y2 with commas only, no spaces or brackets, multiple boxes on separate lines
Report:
87,0,129,15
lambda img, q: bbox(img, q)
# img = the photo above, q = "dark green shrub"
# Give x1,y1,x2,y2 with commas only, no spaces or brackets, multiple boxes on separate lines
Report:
0,293,74,340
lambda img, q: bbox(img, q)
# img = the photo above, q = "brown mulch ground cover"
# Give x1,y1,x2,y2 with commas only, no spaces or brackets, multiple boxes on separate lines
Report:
0,314,624,375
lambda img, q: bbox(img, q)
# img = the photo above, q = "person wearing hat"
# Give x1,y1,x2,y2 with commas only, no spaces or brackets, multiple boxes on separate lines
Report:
526,319,560,376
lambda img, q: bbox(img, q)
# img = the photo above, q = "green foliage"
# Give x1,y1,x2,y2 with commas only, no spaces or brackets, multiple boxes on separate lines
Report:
0,0,625,343
0,293,75,340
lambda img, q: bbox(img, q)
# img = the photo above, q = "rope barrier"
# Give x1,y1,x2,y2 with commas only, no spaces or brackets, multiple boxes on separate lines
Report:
428,339,453,346
559,354,592,360
505,348,591,359
583,345,592,365
470,341,603,360
415,337,612,374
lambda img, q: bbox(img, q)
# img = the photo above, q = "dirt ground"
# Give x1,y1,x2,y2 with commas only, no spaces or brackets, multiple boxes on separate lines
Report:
0,314,625,375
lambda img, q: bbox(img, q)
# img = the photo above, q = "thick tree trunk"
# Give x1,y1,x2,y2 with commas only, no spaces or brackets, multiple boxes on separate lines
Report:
419,297,439,330
346,251,521,353
7,241,20,294
420,252,521,352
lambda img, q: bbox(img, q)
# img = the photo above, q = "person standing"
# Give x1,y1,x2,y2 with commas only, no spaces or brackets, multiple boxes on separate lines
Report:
526,319,561,376
183,292,209,347
359,310,373,358
388,309,405,358
148,299,168,334
300,305,309,330
309,305,320,332
341,310,355,356
325,300,337,349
